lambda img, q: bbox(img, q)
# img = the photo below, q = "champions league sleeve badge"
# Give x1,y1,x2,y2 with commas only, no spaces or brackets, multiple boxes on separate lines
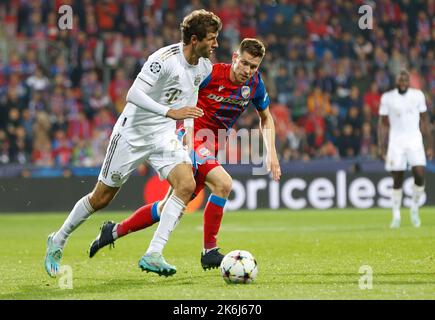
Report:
150,62,162,74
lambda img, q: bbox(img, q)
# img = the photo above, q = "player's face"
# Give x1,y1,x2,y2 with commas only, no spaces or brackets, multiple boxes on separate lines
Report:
396,73,409,92
231,51,263,84
194,32,219,58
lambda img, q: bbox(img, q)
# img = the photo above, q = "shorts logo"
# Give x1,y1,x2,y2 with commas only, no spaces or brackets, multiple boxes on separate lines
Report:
150,62,162,74
198,147,211,157
110,171,122,183
194,75,202,86
241,86,250,99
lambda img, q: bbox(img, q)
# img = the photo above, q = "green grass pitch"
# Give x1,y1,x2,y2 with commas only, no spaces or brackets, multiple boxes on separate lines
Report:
0,208,434,300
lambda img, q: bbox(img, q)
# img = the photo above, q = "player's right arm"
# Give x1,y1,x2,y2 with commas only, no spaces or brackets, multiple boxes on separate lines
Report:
127,82,203,119
126,55,203,120
418,91,433,160
377,93,389,161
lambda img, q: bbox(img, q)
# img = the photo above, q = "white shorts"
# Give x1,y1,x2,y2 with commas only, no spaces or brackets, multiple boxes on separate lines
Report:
98,131,191,187
385,141,426,171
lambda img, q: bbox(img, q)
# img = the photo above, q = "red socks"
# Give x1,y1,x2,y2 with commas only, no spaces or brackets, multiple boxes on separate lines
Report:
203,194,227,249
116,202,160,237
115,194,227,250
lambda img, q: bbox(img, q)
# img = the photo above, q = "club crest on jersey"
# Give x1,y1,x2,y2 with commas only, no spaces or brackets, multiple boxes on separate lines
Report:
194,75,202,86
110,171,122,183
150,62,161,74
241,86,250,99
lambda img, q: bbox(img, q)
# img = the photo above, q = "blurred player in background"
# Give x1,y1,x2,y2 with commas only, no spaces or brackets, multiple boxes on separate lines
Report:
89,38,281,270
378,69,433,229
44,10,222,277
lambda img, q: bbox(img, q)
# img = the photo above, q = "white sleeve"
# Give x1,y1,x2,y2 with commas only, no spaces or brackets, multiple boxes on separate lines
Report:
137,54,166,88
126,54,171,116
417,91,427,113
379,94,389,116
126,79,170,116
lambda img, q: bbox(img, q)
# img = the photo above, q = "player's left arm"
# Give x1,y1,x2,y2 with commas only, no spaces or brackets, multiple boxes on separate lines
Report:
252,73,281,181
420,111,433,160
258,107,281,181
418,91,433,160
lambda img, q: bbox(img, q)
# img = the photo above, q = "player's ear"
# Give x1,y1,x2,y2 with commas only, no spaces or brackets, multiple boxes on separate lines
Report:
191,35,199,45
232,52,238,63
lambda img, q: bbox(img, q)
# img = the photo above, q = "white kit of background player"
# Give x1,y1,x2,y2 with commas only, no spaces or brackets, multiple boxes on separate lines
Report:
378,71,433,228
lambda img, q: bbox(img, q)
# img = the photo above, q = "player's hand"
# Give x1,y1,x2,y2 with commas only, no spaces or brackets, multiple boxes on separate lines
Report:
267,155,281,181
426,148,433,161
166,106,203,120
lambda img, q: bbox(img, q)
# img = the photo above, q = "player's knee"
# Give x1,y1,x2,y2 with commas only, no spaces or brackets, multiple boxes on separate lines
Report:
414,174,424,186
176,179,196,198
214,177,232,197
393,181,403,189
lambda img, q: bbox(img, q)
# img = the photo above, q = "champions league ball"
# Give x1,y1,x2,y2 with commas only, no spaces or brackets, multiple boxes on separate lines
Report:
220,250,258,284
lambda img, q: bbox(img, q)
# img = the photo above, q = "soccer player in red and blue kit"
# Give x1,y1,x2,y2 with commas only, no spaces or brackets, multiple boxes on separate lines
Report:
89,38,281,272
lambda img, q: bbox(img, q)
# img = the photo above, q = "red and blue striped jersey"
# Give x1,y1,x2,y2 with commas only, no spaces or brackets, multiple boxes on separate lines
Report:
193,63,270,154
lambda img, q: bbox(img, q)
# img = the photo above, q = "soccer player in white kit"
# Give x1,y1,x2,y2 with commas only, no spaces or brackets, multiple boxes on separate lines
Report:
378,70,433,228
44,10,222,277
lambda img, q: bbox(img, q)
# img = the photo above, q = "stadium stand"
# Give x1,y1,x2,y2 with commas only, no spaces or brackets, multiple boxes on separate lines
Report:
0,0,433,176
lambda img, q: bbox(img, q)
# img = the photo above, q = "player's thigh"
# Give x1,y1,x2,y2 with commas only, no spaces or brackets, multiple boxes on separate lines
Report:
98,133,150,188
147,134,192,182
166,163,196,202
190,146,221,197
385,145,407,171
406,143,426,168
204,164,232,196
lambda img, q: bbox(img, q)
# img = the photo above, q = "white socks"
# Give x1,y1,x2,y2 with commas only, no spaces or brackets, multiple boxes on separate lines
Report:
53,195,95,248
112,224,119,240
146,195,185,255
411,184,425,211
203,247,218,254
391,188,402,220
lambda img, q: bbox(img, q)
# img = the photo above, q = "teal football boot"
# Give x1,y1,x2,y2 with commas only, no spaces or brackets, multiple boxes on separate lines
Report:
138,252,176,277
44,232,63,277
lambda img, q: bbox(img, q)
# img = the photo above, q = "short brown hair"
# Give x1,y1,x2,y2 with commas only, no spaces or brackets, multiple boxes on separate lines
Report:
180,10,222,45
238,38,266,58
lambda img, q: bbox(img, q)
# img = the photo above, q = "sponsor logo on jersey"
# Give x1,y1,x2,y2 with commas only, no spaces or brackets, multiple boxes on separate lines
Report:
206,93,250,107
150,62,162,74
241,86,250,99
218,85,225,92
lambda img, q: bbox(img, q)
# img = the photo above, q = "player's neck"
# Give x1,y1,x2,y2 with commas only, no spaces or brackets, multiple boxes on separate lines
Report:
229,70,243,85
183,44,200,65
397,87,408,95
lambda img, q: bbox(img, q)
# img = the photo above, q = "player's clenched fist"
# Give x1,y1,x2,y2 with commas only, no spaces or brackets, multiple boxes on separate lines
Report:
166,106,204,120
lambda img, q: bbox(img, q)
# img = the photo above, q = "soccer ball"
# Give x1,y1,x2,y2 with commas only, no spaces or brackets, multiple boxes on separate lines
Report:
220,250,258,284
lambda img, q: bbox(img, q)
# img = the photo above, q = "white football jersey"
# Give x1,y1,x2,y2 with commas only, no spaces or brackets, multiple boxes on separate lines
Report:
115,42,212,147
379,88,427,143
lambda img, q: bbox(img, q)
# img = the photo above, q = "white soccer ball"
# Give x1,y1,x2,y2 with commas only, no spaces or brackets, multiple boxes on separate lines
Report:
220,250,258,284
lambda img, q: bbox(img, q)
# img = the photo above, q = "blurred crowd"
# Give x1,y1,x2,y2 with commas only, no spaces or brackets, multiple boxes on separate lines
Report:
0,0,434,169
